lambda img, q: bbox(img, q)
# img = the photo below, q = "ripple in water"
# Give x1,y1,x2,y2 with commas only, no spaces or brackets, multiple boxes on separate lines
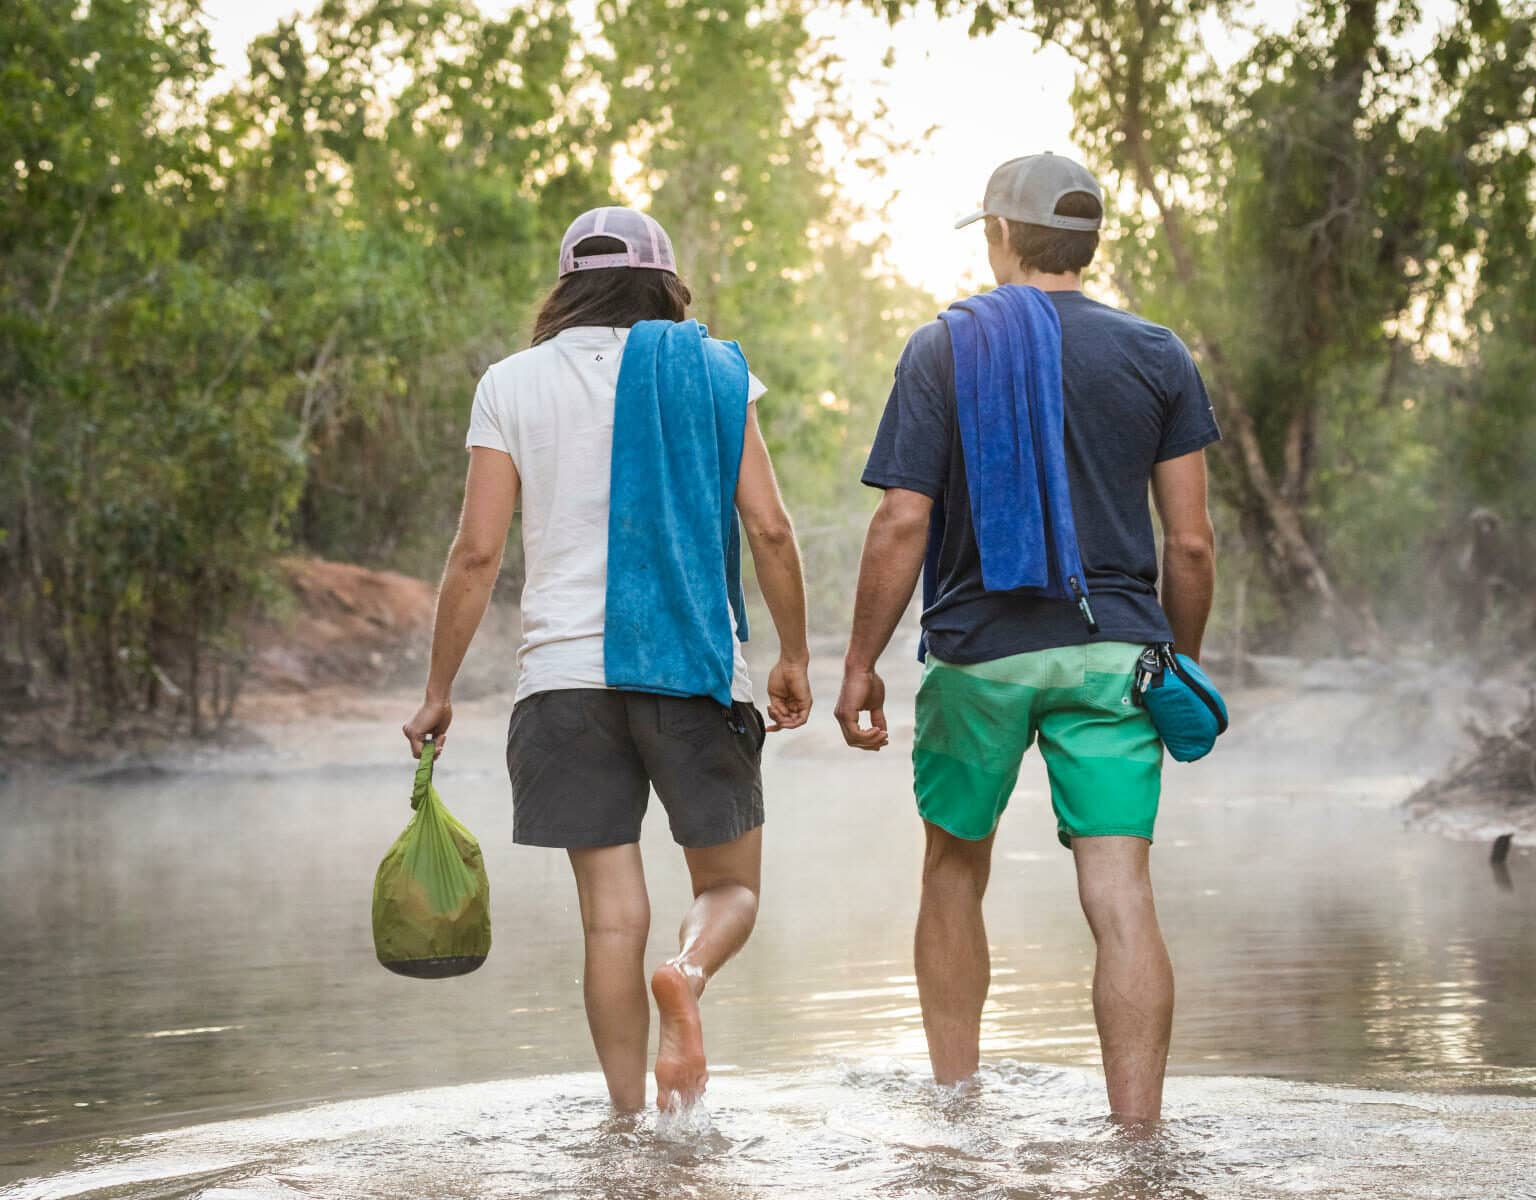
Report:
5,1060,1535,1200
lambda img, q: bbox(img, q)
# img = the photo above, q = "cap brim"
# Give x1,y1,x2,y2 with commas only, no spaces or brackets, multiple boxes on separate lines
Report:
953,209,986,230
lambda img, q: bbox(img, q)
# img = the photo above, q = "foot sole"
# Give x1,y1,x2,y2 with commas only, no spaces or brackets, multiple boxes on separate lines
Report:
651,962,707,1110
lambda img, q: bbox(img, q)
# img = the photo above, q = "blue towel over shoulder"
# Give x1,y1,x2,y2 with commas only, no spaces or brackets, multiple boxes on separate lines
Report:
605,319,750,708
925,285,1092,656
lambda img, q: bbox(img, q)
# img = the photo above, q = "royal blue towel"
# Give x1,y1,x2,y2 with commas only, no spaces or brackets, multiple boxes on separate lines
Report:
605,319,750,707
923,285,1091,657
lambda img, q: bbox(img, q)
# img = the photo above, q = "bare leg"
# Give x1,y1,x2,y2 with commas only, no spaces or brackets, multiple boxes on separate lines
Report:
651,826,762,1109
567,843,652,1111
1073,836,1174,1122
914,821,995,1085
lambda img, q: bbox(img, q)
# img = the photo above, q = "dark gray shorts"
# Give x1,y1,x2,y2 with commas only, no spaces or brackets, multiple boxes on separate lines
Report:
506,689,766,849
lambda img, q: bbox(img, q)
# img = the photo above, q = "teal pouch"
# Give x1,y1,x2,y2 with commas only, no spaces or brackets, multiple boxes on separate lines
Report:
1134,645,1229,763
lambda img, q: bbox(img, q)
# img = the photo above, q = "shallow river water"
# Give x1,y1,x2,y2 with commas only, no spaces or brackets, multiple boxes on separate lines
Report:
2,662,1534,1198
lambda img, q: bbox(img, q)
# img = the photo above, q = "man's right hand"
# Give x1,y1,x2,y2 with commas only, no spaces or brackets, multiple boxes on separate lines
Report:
834,666,889,751
403,696,453,758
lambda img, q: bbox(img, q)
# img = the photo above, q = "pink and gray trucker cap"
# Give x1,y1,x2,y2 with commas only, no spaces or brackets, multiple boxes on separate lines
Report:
954,152,1103,231
558,206,678,277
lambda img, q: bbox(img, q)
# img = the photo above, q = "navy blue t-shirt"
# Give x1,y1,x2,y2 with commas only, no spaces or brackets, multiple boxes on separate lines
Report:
862,290,1220,664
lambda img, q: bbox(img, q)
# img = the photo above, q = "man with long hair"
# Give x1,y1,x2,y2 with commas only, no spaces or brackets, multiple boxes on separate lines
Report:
403,207,812,1112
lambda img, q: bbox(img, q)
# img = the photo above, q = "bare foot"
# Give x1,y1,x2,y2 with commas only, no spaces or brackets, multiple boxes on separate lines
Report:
651,960,707,1110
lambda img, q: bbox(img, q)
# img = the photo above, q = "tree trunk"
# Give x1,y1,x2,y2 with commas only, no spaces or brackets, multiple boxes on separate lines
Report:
1231,556,1251,687
1116,36,1377,648
188,597,202,738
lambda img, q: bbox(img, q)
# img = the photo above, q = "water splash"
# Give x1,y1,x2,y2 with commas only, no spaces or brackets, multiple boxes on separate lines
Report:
5,1061,1533,1200
654,1092,715,1144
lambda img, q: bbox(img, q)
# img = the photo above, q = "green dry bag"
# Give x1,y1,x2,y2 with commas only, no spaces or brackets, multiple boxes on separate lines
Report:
372,738,491,978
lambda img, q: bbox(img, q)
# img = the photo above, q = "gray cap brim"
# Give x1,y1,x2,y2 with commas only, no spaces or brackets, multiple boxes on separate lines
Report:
954,208,987,230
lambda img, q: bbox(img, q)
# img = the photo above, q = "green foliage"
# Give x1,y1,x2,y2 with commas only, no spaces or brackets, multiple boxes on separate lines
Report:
0,0,290,728
2,0,933,733
876,0,1536,649
595,0,932,612
1455,267,1536,524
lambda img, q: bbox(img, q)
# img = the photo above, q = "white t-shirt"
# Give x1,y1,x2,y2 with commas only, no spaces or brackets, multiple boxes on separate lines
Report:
465,326,766,705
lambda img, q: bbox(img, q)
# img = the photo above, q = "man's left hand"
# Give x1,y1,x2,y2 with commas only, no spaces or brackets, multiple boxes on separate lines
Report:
766,658,812,731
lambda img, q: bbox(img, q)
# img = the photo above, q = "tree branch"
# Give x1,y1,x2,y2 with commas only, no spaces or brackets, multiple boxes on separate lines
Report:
199,312,271,408
44,211,89,319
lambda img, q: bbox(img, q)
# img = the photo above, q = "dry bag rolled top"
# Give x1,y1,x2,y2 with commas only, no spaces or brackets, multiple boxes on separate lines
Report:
371,738,491,978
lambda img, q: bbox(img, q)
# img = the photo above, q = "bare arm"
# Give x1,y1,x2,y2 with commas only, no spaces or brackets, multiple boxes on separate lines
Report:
1151,449,1217,661
834,487,933,751
735,406,811,730
402,447,520,756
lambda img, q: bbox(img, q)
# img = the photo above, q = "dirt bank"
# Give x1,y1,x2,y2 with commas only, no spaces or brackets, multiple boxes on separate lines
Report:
248,558,434,687
0,558,524,765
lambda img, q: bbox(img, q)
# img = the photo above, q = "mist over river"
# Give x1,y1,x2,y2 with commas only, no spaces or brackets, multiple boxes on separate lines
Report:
3,654,1534,1198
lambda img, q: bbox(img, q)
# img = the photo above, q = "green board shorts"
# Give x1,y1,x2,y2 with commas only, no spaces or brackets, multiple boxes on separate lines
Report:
913,641,1163,848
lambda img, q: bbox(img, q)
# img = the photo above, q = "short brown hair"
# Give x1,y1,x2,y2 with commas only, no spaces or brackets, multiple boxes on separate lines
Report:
531,236,692,345
984,191,1102,275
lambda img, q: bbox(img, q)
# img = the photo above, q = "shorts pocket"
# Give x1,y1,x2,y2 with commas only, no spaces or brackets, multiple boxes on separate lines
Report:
511,691,591,752
738,702,767,756
1080,643,1145,713
916,662,1030,774
659,696,731,749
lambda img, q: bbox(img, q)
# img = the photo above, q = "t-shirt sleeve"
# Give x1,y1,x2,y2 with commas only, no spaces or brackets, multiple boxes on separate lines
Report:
861,322,951,498
1155,332,1221,462
746,370,767,405
464,370,517,465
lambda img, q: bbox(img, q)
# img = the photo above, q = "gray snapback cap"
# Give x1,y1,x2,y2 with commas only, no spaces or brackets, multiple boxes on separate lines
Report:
955,152,1103,231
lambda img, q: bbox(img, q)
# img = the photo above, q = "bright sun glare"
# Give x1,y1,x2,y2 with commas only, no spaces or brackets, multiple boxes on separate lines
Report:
201,1,1083,301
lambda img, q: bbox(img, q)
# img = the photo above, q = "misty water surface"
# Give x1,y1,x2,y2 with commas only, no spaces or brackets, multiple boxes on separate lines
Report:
2,660,1534,1196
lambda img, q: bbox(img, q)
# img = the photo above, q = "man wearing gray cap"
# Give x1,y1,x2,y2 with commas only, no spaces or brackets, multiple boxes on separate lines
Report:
835,153,1220,1121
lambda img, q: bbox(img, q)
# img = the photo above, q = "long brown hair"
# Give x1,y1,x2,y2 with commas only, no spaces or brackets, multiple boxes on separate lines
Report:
531,235,693,345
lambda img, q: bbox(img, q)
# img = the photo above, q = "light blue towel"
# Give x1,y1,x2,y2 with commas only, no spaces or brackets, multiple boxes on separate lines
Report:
923,285,1094,657
605,319,750,708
